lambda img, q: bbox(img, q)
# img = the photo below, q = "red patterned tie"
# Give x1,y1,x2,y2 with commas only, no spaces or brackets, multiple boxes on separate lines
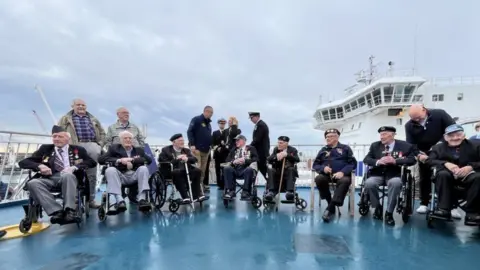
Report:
54,149,65,172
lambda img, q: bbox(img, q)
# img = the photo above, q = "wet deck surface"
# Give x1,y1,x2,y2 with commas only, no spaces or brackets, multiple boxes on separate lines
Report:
1,187,479,270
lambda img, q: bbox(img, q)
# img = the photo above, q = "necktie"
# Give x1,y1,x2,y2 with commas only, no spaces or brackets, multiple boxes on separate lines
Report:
385,145,390,156
54,149,65,172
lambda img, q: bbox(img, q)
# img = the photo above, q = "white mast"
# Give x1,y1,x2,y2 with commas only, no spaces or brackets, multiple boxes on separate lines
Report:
34,84,57,124
32,110,48,134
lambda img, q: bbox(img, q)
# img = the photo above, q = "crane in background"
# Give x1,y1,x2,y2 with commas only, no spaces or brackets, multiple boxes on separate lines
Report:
34,84,57,124
32,110,48,135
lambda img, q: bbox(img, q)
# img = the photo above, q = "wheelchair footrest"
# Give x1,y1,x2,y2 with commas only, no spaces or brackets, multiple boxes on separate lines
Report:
195,196,210,202
263,200,275,204
138,204,152,212
239,197,252,202
280,200,295,204
173,199,192,205
429,214,453,221
57,217,81,225
106,210,121,215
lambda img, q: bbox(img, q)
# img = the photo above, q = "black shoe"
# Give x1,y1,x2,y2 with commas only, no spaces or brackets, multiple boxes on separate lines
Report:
265,191,275,201
116,201,127,212
138,199,151,211
0,230,6,238
373,207,383,220
465,213,480,226
285,191,294,201
433,208,451,219
63,209,80,224
322,208,335,223
240,191,251,201
385,212,395,226
50,210,64,224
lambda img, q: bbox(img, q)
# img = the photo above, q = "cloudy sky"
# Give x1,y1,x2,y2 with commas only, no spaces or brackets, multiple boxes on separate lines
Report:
0,0,478,145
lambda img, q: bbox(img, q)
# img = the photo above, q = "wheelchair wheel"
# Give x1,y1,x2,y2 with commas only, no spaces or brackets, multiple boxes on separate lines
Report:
19,218,32,234
295,199,307,211
251,197,262,209
151,172,167,210
169,201,180,213
359,204,369,216
98,193,107,222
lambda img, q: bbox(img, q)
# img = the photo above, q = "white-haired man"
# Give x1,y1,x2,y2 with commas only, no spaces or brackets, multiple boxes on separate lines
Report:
105,107,145,149
58,98,106,209
98,130,152,212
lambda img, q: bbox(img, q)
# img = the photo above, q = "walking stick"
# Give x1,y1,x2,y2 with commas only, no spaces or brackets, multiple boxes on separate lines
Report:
184,162,195,211
275,158,286,212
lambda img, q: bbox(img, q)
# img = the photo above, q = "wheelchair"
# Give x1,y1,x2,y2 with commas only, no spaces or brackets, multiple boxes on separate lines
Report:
263,165,307,212
156,161,209,213
19,170,90,233
97,163,158,221
357,166,415,223
221,163,262,209
426,168,470,228
310,170,355,216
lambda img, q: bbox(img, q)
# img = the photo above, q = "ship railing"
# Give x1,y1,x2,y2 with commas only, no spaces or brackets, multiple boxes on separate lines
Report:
424,76,480,87
0,131,419,205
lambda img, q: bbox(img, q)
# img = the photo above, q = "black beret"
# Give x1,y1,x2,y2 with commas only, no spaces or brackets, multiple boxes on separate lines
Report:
235,134,247,141
378,126,396,133
278,136,290,142
170,133,183,142
324,128,340,137
51,125,65,134
248,112,260,117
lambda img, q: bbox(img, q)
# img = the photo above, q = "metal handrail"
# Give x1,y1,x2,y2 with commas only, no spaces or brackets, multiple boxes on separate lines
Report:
0,130,51,137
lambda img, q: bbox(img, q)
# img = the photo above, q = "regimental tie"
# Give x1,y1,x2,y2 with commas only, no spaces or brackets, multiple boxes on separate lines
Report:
54,149,65,172
384,145,390,156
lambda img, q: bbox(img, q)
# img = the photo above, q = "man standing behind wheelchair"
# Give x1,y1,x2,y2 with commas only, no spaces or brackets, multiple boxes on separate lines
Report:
264,136,300,202
363,126,416,226
312,129,356,222
223,135,259,200
426,124,480,226
158,133,206,203
18,125,97,224
98,130,153,212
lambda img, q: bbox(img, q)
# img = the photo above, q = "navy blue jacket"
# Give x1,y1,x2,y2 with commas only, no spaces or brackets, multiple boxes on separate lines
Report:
312,143,357,175
187,114,212,152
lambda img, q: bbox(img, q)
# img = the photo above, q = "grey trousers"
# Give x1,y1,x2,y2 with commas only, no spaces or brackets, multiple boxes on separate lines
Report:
364,176,402,213
27,173,77,216
104,166,150,199
78,142,102,199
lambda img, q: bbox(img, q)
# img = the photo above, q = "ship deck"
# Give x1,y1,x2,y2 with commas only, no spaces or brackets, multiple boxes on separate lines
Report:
1,187,479,270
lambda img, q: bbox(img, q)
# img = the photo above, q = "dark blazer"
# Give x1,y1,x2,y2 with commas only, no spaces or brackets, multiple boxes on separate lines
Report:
98,144,152,172
251,120,270,158
427,139,480,172
18,144,97,179
225,125,241,150
158,145,197,170
226,145,259,168
312,143,357,176
363,139,417,178
267,146,300,168
212,129,229,159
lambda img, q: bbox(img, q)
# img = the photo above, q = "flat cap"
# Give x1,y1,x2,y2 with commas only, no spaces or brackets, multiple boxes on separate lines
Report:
445,124,464,135
51,125,65,134
278,136,290,142
378,126,396,133
170,133,183,142
235,134,247,141
324,128,340,137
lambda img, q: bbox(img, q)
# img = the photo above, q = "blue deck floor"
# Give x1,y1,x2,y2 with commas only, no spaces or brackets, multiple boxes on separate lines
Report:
1,187,479,270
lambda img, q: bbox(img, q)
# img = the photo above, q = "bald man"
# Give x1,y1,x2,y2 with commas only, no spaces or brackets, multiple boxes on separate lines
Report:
405,104,456,216
58,98,106,209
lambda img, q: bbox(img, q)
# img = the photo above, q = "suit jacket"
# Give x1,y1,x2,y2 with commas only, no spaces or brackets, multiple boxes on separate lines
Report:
158,145,197,171
251,120,270,159
18,144,97,179
212,129,229,159
225,125,241,150
363,139,417,178
267,146,300,168
427,139,480,172
226,145,259,169
98,144,152,172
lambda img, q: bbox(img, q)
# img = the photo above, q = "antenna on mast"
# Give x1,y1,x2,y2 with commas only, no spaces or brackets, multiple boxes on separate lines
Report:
32,110,48,134
367,55,375,84
34,84,57,124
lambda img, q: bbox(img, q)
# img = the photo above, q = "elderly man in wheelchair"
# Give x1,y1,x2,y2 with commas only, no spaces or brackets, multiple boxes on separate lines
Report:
18,125,97,226
362,126,417,226
98,130,153,214
426,124,480,226
223,135,259,201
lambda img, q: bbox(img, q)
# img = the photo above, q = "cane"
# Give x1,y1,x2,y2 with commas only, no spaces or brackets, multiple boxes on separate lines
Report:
184,162,195,211
275,158,286,211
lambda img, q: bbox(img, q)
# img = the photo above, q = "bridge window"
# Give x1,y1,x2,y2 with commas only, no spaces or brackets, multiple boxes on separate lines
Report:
350,100,358,111
322,110,329,120
345,104,351,113
457,93,463,101
372,88,382,106
329,108,336,120
357,96,366,107
393,85,404,102
432,94,444,102
366,93,373,108
384,86,394,103
412,95,423,102
336,107,344,118
403,85,416,102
